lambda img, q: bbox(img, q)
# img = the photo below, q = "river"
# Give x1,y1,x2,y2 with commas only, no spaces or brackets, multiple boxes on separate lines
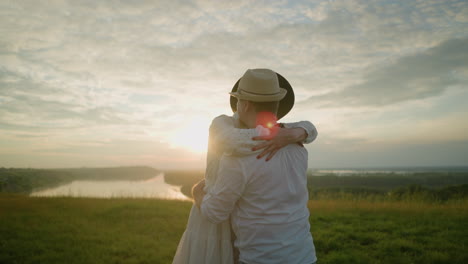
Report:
30,173,190,200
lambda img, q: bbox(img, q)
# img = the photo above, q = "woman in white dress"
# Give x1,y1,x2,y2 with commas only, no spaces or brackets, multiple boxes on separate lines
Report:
172,71,317,264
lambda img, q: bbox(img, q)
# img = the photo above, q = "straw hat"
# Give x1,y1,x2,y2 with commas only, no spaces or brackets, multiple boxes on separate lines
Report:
230,69,295,120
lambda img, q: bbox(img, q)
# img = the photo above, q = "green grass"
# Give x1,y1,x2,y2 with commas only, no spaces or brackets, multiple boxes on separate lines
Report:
308,200,468,264
1,195,467,264
0,195,191,264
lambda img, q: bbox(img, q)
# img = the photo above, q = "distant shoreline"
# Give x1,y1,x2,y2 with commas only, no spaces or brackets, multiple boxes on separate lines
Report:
3,165,467,172
310,166,468,173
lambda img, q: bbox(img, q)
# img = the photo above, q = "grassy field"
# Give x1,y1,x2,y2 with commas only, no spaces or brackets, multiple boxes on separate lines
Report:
1,195,467,264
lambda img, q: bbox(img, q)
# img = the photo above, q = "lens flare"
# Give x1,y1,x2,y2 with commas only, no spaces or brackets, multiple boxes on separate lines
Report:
256,112,279,138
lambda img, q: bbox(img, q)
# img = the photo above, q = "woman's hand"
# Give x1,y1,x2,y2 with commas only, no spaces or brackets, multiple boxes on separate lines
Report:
192,179,206,209
252,127,308,161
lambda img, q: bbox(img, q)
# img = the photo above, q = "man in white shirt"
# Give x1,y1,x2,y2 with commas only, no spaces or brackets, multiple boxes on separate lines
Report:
194,69,317,264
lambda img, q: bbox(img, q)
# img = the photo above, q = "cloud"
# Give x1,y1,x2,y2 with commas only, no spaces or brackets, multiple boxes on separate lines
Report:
301,38,468,108
1,0,467,168
2,0,466,101
307,139,468,168
0,136,205,169
0,68,143,130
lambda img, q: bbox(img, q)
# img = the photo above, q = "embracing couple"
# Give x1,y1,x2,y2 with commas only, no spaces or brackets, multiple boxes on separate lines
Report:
173,69,317,264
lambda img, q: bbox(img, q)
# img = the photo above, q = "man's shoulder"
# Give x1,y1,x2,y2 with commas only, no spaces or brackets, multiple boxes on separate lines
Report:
278,143,308,156
221,144,307,171
287,142,308,151
217,153,247,179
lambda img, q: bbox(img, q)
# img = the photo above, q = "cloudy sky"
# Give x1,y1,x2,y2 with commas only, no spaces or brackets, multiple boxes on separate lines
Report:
1,0,467,169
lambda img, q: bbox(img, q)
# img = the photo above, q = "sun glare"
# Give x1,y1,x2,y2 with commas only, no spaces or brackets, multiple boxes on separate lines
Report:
169,117,210,153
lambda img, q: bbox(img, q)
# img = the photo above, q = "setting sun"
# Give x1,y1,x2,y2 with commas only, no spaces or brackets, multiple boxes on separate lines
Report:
168,117,210,153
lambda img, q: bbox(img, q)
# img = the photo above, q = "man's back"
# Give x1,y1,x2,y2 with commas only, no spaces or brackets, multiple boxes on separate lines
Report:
203,144,316,264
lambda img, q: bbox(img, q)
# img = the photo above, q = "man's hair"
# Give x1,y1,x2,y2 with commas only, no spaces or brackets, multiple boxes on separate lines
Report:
249,101,279,114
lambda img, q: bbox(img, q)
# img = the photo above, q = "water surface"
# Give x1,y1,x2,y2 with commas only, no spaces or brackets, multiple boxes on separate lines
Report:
30,173,190,200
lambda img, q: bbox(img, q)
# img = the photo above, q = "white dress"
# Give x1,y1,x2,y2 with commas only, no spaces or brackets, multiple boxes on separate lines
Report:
172,114,317,264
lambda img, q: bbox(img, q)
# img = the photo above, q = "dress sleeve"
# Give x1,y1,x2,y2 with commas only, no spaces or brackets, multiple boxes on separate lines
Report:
209,114,263,156
282,121,318,144
203,114,262,189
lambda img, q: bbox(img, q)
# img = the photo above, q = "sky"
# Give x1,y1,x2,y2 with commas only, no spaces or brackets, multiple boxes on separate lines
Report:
1,0,467,170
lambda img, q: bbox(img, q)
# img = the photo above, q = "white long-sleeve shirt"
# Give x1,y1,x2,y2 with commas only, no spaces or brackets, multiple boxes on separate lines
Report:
200,143,317,264
203,114,317,190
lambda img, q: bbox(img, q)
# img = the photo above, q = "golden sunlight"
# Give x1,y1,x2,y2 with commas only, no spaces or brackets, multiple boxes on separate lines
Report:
168,117,210,153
